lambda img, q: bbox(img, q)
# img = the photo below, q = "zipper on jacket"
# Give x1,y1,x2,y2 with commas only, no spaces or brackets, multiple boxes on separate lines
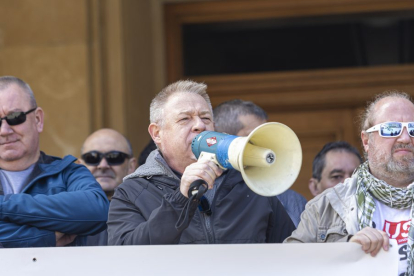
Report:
197,171,230,244
198,210,214,243
151,175,230,244
151,176,213,243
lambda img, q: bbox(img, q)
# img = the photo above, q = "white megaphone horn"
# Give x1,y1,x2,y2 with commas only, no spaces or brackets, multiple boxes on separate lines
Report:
191,122,302,197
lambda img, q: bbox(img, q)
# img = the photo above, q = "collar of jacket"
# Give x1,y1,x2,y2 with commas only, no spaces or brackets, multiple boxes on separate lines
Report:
325,175,359,235
125,149,177,181
19,151,77,193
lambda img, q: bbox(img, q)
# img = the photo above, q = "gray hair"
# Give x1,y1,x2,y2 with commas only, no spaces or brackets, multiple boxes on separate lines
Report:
360,90,412,133
0,76,37,108
213,99,268,135
150,80,212,126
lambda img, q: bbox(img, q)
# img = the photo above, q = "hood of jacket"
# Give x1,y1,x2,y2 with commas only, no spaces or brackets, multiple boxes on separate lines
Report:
124,149,179,181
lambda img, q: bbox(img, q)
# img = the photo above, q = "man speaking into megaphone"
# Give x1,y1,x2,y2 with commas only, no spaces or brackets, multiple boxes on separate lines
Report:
107,80,296,245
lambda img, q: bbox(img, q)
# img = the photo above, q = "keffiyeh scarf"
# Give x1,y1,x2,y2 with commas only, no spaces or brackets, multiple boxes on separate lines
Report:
356,161,414,276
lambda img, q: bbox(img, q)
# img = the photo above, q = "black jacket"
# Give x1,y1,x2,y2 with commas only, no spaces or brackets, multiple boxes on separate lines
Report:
107,150,295,245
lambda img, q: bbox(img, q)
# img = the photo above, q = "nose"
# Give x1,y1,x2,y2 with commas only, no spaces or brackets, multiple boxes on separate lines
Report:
0,120,14,136
192,116,206,133
397,126,411,143
97,157,110,169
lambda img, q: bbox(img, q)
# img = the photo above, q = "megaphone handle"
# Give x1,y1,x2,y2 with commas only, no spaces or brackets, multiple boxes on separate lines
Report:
188,179,208,199
176,179,207,232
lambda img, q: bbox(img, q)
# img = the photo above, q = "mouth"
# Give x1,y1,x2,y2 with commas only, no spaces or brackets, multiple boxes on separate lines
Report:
95,175,114,180
0,140,18,146
393,148,414,156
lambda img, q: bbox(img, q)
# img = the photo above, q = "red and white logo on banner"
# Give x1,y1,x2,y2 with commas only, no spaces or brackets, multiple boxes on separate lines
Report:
383,219,410,245
206,137,217,147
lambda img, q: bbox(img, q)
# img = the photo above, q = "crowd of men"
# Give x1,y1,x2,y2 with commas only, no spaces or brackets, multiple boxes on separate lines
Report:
0,75,412,275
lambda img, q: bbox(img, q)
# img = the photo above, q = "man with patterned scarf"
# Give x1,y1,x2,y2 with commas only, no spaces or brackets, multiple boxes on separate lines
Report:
285,91,414,276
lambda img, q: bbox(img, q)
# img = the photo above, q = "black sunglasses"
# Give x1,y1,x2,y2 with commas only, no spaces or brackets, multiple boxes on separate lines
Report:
81,151,130,166
0,107,37,127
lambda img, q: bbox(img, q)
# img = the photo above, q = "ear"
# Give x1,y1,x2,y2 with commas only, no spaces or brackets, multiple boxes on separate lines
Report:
308,178,320,197
78,158,89,167
34,107,44,133
361,131,369,153
127,157,137,173
148,123,161,146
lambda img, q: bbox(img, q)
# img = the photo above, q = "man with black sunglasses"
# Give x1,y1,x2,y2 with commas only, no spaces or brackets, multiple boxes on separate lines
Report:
80,128,137,201
80,128,137,246
286,91,414,276
0,76,109,247
107,80,295,246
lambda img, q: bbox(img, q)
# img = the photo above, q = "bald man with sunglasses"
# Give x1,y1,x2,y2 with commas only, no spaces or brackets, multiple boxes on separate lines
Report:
80,129,137,202
286,91,414,276
0,76,109,247
80,128,137,246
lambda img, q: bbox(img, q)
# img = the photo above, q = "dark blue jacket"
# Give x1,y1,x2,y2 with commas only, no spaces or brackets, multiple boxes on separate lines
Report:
0,152,109,247
108,150,295,245
277,189,307,227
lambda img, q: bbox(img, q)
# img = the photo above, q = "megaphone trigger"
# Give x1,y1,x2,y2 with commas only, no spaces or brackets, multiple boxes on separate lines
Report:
198,152,226,170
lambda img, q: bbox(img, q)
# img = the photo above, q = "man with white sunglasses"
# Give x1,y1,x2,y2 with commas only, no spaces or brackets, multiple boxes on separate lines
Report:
0,76,109,247
286,91,414,276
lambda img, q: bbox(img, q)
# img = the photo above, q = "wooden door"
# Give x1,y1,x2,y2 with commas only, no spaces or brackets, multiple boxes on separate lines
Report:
164,0,414,200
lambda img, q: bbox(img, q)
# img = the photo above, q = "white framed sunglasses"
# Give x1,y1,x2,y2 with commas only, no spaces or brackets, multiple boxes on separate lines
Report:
365,121,414,138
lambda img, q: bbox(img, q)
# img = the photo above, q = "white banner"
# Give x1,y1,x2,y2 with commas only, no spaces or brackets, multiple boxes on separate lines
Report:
0,240,399,276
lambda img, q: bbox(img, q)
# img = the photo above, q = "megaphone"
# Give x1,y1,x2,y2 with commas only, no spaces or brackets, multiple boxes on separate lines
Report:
191,122,302,197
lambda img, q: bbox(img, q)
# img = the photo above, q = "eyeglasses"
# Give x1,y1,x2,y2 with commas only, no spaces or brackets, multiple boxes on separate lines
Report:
366,122,414,138
81,151,130,166
0,107,37,127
